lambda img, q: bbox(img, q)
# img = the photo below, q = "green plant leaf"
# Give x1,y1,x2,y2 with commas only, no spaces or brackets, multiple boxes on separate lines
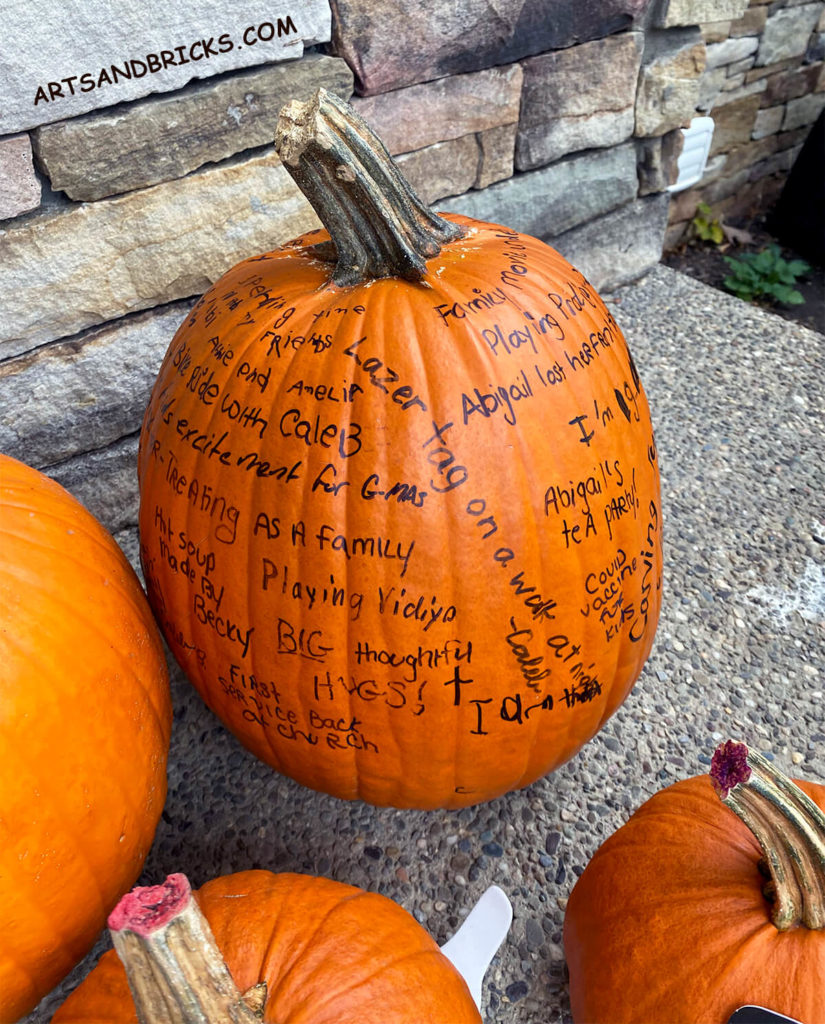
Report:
724,276,755,299
772,284,805,306
775,262,797,284
691,203,724,246
722,240,811,307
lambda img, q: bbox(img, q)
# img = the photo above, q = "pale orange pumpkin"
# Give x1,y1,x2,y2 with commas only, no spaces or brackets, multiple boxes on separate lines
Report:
0,454,172,1021
137,89,662,809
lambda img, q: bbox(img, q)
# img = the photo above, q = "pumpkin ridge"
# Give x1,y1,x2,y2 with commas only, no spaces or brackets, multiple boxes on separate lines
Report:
384,279,465,803
0,564,171,749
0,498,164,635
238,302,324,781
0,660,167,992
423,236,554,793
0,716,105,910
264,887,368,1004
280,945,472,1024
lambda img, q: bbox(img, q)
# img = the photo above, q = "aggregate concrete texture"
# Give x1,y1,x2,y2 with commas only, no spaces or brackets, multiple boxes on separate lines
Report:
25,265,824,1023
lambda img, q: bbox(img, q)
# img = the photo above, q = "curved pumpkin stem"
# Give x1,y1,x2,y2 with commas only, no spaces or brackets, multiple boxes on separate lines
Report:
274,88,464,286
710,740,825,930
108,874,266,1023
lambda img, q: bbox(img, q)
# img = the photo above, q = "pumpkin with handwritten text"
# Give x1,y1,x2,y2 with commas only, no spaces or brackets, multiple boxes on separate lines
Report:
137,89,662,809
0,454,172,1021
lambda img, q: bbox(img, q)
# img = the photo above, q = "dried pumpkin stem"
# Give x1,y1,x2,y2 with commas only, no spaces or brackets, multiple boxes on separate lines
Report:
710,740,825,930
274,87,464,286
108,873,266,1023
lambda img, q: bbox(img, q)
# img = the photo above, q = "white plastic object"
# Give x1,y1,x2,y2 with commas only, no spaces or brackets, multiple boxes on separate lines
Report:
668,116,715,193
440,885,513,1011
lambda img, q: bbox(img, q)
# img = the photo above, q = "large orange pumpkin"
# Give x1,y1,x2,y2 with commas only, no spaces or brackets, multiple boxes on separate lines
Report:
563,741,825,1023
0,454,172,1022
53,870,482,1023
137,89,662,809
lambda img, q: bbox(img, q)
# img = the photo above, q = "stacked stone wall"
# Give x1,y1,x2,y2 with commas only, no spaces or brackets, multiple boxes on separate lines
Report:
667,0,825,244
1,0,821,531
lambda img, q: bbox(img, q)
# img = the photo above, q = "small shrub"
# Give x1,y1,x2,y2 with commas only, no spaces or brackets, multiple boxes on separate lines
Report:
690,202,724,245
723,244,812,307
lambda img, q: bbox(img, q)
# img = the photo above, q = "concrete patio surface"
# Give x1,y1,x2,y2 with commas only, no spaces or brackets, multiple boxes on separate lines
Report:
25,263,824,1024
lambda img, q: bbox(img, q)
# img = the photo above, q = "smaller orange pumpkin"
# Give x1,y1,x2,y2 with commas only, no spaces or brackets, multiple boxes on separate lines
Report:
563,740,825,1023
54,870,483,1023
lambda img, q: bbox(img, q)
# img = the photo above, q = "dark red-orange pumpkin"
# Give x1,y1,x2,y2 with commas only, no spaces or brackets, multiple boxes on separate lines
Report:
0,454,172,1021
53,870,481,1023
563,741,825,1023
137,89,662,809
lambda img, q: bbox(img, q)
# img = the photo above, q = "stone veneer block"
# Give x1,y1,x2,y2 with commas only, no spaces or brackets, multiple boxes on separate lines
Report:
724,74,748,93
0,301,190,469
516,33,643,170
328,0,651,94
49,437,141,535
439,144,639,240
394,136,480,206
34,55,354,201
398,124,518,204
756,4,822,65
699,166,751,203
0,134,41,219
697,66,728,110
704,35,759,69
752,106,785,139
749,145,802,181
637,131,685,194
721,78,767,103
782,92,825,130
807,32,825,63
552,195,671,293
761,63,824,106
702,22,733,43
350,65,522,156
728,56,758,76
731,5,768,35
745,58,798,84
635,29,706,136
656,0,748,27
1,0,330,134
477,124,518,189
0,153,319,357
664,220,690,249
669,181,709,222
709,93,763,155
718,132,802,176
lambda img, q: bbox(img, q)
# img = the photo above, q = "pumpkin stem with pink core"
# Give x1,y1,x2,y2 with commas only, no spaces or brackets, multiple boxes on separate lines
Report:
274,87,464,287
710,740,825,931
108,873,266,1023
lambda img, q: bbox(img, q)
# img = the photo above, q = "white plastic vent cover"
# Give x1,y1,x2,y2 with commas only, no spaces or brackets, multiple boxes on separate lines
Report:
668,116,715,193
